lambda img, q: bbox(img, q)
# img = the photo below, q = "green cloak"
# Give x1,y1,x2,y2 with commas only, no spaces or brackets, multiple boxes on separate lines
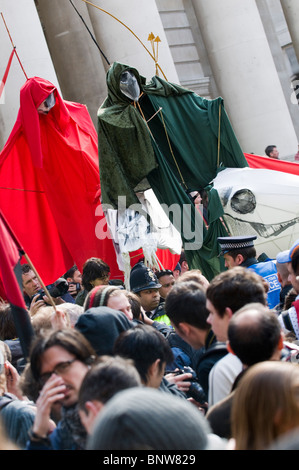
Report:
97,62,248,280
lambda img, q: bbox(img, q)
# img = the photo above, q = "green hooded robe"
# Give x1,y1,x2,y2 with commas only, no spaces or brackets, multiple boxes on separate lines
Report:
97,62,248,280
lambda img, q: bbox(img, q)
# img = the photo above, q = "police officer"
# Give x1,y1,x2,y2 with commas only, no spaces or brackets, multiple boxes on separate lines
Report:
129,262,170,325
217,235,280,309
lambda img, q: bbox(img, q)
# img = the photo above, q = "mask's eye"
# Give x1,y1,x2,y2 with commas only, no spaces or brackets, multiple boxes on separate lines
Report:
231,189,256,214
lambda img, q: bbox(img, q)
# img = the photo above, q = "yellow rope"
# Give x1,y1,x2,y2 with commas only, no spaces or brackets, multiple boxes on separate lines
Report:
80,0,168,80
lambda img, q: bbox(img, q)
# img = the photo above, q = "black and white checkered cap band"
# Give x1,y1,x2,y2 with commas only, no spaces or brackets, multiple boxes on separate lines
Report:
220,241,254,251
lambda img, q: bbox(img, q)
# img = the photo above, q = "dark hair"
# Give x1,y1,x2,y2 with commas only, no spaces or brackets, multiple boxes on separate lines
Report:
78,355,141,412
113,325,173,383
126,292,142,320
226,246,256,261
165,281,210,330
29,328,96,383
228,303,281,366
63,265,79,279
265,145,276,156
21,264,32,275
82,258,110,291
0,303,18,340
156,270,173,280
291,250,299,275
206,267,267,318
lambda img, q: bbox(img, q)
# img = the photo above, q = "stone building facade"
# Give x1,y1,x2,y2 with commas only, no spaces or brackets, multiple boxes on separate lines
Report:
1,0,299,159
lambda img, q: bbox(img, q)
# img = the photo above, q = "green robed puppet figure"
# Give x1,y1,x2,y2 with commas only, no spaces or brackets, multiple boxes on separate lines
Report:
97,62,248,280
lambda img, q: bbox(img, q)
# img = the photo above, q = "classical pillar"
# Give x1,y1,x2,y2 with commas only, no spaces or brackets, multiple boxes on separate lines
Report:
192,0,298,159
0,0,59,148
35,0,108,125
85,0,179,83
280,0,299,64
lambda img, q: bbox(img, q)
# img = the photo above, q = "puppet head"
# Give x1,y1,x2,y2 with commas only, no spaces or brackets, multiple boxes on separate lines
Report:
19,77,69,167
105,62,145,106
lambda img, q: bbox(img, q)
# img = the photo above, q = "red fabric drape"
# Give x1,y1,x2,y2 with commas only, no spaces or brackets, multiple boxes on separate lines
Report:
0,77,123,286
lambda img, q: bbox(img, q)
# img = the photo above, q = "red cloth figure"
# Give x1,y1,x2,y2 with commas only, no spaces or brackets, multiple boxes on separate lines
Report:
0,77,122,285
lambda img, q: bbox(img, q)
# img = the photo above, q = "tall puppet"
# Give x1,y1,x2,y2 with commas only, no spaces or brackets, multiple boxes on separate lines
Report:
0,77,122,285
97,62,248,280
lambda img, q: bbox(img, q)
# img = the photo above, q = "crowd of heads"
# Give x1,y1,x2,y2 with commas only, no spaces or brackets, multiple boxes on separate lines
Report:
0,235,299,451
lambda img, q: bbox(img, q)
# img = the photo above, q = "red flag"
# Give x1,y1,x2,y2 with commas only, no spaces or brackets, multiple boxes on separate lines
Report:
0,209,34,359
245,153,299,176
0,48,15,100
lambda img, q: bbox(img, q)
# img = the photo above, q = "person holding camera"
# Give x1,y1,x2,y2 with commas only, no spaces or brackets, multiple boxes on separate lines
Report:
165,281,228,401
21,264,67,314
63,265,83,300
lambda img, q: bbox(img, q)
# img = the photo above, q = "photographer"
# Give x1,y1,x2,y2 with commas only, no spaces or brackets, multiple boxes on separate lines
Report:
165,281,228,401
63,265,83,301
113,324,186,399
22,265,67,315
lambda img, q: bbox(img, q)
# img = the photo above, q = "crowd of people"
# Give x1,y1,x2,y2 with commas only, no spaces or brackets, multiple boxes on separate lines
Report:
0,235,299,451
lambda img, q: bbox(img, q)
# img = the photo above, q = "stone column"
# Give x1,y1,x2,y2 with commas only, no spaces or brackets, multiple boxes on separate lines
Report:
192,0,298,159
0,0,59,148
35,0,108,125
85,0,179,83
280,0,299,64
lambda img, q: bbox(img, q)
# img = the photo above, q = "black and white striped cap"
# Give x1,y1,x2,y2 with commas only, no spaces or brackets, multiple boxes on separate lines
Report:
217,235,257,256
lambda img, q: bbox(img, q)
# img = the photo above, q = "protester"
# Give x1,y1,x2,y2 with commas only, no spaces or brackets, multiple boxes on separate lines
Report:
0,341,36,449
230,361,299,450
75,306,134,357
206,266,267,406
78,355,141,434
75,258,110,306
63,265,83,300
156,270,175,301
113,324,185,398
206,303,283,439
83,285,133,320
0,302,23,370
275,250,293,312
87,387,225,450
175,269,210,291
24,328,96,450
277,240,299,340
165,281,227,400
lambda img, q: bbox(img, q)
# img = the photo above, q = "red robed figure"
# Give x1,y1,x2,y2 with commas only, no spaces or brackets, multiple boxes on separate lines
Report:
0,77,122,285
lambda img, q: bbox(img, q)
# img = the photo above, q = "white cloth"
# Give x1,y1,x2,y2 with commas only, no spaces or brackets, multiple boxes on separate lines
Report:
208,353,243,407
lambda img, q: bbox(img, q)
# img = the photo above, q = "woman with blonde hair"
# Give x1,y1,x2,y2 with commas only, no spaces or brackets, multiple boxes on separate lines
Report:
231,361,299,450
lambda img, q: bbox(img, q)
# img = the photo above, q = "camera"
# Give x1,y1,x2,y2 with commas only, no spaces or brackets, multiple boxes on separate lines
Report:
69,282,81,294
172,366,207,406
32,278,69,302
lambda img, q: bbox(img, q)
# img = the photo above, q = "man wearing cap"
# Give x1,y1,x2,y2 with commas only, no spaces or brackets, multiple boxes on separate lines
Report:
129,262,170,325
275,250,293,312
217,235,280,310
276,239,299,339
